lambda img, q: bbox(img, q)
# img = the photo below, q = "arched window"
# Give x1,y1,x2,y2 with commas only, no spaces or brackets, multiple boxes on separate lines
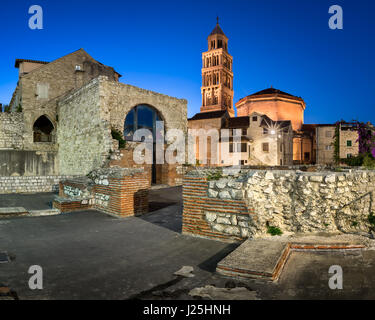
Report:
33,115,54,142
124,105,163,141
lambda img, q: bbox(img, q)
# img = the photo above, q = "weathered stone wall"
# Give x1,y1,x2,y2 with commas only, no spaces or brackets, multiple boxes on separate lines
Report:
0,150,57,176
0,175,76,194
100,78,187,134
183,167,375,241
58,76,187,184
0,113,24,149
340,128,359,159
57,77,113,175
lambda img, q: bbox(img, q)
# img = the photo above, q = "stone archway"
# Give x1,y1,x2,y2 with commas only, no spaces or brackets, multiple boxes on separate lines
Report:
124,104,164,185
33,115,54,143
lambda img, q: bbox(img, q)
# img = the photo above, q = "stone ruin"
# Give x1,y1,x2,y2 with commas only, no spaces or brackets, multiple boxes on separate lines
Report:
53,167,149,218
182,166,375,241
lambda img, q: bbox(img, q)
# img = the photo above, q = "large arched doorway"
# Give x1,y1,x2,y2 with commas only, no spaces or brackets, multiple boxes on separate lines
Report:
124,104,164,184
33,115,54,143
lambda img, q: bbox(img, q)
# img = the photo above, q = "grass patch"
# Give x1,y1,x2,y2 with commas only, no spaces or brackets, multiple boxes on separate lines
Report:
267,226,283,236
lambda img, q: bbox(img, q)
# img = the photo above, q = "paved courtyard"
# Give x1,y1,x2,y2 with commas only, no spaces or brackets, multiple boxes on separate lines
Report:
1,187,375,300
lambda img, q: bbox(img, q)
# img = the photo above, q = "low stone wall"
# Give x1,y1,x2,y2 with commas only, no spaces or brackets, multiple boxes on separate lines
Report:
0,175,76,194
182,168,375,242
54,167,149,217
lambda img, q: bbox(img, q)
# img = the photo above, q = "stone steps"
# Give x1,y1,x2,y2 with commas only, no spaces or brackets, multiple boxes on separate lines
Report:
0,207,60,218
0,207,28,217
216,237,367,281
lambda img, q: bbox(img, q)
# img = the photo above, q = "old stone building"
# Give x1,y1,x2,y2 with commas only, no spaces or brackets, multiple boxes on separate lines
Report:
8,49,120,152
0,49,187,193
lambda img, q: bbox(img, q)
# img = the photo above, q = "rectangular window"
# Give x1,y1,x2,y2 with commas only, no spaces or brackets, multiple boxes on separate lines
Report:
304,152,310,160
242,129,247,136
280,143,283,152
263,128,268,135
280,159,283,166
229,143,234,153
240,160,245,165
325,145,332,151
347,153,352,158
252,116,257,122
36,83,49,99
347,140,352,147
262,143,269,152
238,143,247,153
325,131,332,138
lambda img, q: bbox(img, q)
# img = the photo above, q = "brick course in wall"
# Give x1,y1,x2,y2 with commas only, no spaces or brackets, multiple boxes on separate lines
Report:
54,169,149,217
182,175,254,242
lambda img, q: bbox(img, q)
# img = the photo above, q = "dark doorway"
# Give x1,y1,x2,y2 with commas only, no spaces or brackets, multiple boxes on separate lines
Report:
33,115,54,142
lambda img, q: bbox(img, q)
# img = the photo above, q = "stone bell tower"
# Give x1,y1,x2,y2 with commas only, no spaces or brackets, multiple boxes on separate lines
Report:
200,18,234,117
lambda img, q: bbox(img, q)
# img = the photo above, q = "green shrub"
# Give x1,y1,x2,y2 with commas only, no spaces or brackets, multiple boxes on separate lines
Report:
351,221,358,227
111,129,126,149
363,154,375,169
368,212,375,226
207,171,223,181
341,154,364,167
267,226,283,236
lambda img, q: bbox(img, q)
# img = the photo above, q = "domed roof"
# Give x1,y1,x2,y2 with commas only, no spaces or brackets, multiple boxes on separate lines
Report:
248,88,303,101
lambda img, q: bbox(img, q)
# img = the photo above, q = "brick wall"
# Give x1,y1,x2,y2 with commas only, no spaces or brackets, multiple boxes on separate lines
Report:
94,172,149,217
182,175,254,242
54,169,149,217
109,143,186,186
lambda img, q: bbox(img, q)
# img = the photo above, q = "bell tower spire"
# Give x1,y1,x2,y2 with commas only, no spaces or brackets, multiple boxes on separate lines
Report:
200,19,234,116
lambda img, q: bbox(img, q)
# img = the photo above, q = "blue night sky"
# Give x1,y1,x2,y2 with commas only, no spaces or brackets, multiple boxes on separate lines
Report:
0,0,374,124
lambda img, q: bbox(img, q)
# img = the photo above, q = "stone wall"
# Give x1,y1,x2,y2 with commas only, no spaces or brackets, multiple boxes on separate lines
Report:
0,150,57,176
57,76,187,184
101,78,187,134
0,175,76,194
340,128,359,159
0,113,24,150
57,77,113,175
183,167,375,242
